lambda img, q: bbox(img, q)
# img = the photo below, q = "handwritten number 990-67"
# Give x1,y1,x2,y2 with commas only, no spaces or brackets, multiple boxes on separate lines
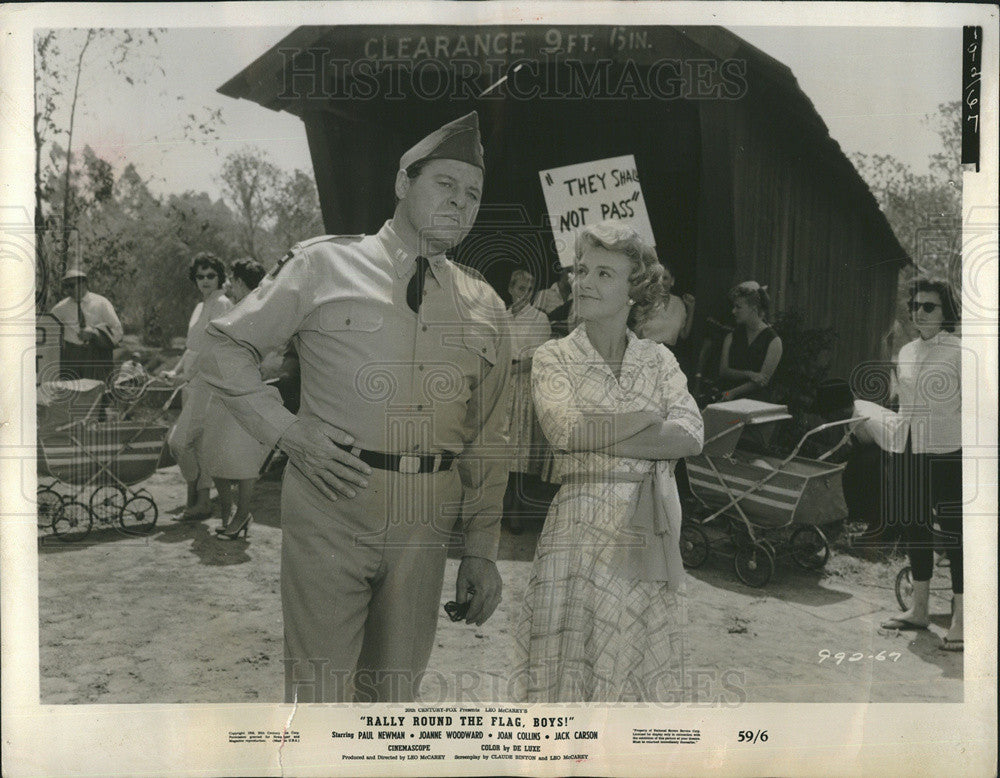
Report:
818,649,902,664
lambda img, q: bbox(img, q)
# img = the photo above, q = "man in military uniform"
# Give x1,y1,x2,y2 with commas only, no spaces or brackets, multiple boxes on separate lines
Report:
198,112,511,702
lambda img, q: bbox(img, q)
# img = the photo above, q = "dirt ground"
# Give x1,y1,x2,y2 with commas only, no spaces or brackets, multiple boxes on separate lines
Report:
37,464,962,705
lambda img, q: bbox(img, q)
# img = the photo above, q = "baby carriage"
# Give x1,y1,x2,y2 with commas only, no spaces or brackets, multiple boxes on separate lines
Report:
36,376,182,543
680,400,862,587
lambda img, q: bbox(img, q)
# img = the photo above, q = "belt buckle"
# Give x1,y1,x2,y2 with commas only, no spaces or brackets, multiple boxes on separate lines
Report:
399,454,421,474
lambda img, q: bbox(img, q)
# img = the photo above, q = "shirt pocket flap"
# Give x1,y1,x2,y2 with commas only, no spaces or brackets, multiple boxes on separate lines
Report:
462,332,498,365
318,302,383,332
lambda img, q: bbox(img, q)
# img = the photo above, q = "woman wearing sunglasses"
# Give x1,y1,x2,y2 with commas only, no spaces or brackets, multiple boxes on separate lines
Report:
881,278,963,652
166,252,233,521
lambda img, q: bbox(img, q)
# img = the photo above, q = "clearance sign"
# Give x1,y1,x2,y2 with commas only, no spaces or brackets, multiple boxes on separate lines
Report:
538,155,655,268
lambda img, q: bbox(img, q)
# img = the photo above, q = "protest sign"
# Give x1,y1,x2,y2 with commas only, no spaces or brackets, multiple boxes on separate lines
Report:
538,154,655,267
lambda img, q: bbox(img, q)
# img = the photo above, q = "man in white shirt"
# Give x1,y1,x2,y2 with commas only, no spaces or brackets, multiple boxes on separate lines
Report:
50,268,124,383
532,267,573,314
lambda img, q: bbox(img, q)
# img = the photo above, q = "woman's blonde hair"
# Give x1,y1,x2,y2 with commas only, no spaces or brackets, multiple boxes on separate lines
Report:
728,280,771,320
574,220,666,328
509,268,535,289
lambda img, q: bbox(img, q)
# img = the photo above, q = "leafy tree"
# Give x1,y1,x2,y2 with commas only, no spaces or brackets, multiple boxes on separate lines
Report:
850,101,962,355
218,148,325,264
33,28,162,305
38,141,245,345
850,101,962,290
218,147,282,262
117,163,161,218
33,28,224,312
34,89,318,344
271,169,325,250
129,190,240,345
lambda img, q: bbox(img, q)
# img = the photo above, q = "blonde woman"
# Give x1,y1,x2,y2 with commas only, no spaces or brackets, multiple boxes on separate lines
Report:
512,222,703,702
717,281,782,402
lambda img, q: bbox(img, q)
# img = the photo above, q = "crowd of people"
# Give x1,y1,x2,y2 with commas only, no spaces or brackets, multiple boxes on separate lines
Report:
45,109,964,704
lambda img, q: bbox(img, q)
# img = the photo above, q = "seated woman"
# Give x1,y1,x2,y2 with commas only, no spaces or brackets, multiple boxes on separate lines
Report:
511,221,703,703
717,281,783,402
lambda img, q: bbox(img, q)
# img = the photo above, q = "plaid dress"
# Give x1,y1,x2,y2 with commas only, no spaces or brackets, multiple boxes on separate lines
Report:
511,324,702,702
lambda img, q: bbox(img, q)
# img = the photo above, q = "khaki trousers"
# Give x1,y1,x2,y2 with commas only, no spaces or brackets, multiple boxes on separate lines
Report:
281,462,462,702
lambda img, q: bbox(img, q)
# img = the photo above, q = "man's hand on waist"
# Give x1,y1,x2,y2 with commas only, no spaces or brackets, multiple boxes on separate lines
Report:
277,419,372,501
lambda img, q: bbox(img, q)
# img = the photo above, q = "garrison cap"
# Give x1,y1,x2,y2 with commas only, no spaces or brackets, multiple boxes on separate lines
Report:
399,111,484,172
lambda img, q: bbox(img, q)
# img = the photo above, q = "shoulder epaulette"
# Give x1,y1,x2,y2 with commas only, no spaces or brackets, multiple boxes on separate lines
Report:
269,235,366,277
268,250,296,279
298,234,365,249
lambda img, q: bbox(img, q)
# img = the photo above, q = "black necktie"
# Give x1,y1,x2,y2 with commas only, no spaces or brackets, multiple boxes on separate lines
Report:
406,256,429,314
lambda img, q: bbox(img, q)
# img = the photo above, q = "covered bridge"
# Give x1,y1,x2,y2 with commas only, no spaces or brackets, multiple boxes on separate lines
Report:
219,24,909,378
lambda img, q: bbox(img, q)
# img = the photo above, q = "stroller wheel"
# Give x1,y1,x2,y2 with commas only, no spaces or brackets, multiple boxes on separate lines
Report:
680,524,709,569
89,485,127,524
789,526,830,570
37,487,63,529
822,520,845,543
51,501,94,543
734,542,774,588
119,495,158,535
894,566,913,612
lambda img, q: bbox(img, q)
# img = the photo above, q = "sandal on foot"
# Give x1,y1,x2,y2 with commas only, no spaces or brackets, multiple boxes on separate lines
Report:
939,638,964,652
880,617,929,630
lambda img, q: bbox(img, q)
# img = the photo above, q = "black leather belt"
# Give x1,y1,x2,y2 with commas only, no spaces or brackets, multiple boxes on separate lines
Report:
334,442,456,474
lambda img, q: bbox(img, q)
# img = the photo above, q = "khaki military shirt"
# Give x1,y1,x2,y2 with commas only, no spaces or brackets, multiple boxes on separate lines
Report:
198,221,512,560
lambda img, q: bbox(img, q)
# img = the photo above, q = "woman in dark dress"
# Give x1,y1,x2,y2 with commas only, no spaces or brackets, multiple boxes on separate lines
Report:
717,281,783,402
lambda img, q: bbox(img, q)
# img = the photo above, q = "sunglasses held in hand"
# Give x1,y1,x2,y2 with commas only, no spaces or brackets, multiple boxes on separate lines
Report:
444,586,475,622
